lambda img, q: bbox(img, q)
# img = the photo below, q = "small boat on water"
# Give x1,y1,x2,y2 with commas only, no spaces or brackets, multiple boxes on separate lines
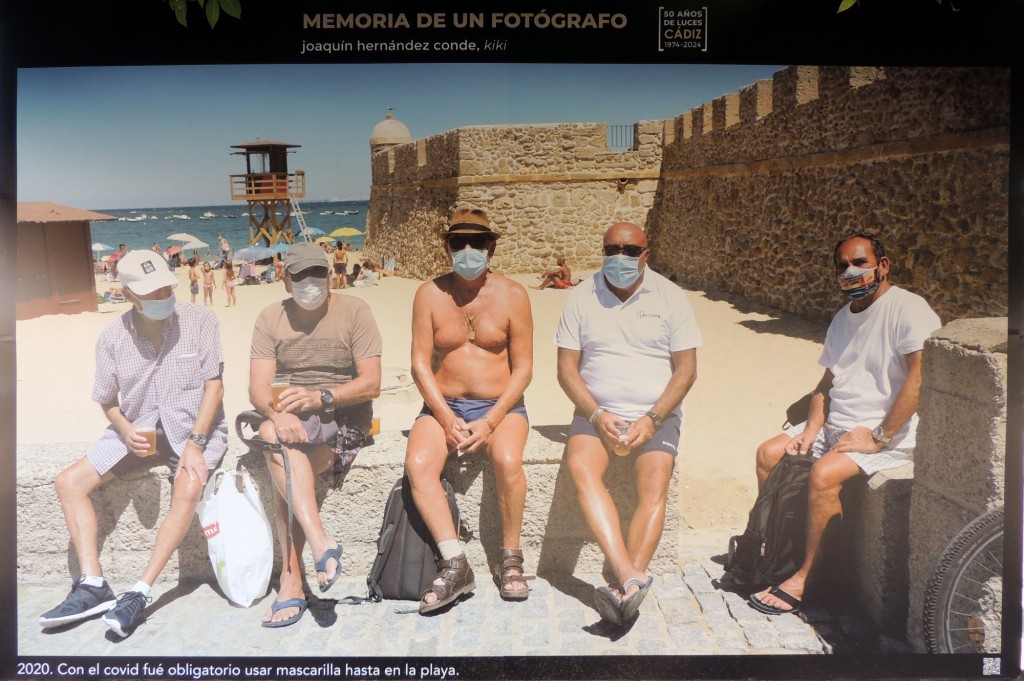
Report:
171,214,191,220
339,209,359,215
200,211,217,219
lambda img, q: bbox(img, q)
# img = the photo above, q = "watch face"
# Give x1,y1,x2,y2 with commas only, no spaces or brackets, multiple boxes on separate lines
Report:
320,390,334,406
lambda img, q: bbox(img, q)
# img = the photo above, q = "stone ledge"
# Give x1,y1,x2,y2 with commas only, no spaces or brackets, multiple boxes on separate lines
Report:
16,427,679,585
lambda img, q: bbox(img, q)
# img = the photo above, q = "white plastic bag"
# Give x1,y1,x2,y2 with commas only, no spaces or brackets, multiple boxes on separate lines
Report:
197,469,273,607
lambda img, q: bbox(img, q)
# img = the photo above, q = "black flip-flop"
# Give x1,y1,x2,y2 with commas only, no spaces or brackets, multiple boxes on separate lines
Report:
593,586,622,625
748,586,802,615
618,575,653,622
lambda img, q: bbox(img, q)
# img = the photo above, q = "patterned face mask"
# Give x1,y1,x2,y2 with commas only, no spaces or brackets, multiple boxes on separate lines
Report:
838,265,880,299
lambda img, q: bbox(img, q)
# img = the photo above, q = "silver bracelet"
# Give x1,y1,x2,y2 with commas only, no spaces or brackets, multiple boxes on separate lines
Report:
588,407,606,426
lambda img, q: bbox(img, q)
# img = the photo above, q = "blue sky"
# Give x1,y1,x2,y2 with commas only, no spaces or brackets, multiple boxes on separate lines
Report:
18,63,782,209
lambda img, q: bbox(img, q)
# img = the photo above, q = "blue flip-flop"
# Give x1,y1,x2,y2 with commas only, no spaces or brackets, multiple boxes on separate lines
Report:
314,545,343,594
261,598,308,628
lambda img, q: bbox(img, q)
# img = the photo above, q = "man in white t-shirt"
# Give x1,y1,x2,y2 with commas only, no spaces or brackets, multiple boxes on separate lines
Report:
555,222,701,626
748,233,941,617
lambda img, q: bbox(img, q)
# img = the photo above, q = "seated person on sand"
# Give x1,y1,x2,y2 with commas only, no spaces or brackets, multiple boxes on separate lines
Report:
352,261,380,288
407,207,534,613
747,233,940,617
248,242,382,628
536,254,578,290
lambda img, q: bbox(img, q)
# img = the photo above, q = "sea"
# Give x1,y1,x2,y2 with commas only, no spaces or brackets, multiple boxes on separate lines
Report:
90,199,369,259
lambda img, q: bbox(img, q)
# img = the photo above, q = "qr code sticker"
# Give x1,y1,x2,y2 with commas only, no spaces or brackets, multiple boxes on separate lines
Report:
982,656,1000,676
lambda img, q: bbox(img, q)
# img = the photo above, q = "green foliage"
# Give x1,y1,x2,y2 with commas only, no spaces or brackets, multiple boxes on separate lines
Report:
837,0,858,12
166,0,241,28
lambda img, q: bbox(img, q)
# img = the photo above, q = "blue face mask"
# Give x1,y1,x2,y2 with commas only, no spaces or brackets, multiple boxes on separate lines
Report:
602,254,643,289
452,248,489,281
138,293,177,320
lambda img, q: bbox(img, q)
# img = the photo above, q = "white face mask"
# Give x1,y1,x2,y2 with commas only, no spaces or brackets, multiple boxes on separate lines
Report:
291,277,328,310
138,293,176,320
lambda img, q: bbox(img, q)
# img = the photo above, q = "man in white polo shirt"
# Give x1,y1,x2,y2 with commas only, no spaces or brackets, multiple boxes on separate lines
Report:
555,222,701,626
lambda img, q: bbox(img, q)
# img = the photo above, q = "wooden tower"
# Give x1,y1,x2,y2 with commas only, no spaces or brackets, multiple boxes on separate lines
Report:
229,139,306,246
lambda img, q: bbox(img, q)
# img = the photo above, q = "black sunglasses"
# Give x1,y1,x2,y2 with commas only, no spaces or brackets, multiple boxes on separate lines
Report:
290,266,329,281
447,235,492,251
603,244,647,258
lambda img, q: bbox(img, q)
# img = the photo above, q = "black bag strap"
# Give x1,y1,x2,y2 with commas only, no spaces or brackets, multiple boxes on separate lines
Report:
235,410,294,563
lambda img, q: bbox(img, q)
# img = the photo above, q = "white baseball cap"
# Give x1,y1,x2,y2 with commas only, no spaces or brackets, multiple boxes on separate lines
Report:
117,250,178,295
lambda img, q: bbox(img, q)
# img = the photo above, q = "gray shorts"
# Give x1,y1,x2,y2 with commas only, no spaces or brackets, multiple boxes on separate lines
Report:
785,421,913,476
568,411,681,458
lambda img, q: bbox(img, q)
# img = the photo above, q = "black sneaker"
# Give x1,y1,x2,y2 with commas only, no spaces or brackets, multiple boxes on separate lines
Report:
102,591,151,637
39,577,117,628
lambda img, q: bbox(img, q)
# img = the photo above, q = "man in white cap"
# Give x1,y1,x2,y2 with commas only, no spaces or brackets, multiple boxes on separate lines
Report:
39,249,228,637
248,241,382,627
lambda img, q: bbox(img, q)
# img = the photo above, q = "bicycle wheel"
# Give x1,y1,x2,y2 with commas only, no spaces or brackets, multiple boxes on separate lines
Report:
924,506,1004,654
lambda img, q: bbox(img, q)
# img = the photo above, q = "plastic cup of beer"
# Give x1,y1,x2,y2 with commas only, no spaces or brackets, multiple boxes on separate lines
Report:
137,427,157,457
614,422,631,457
271,374,290,412
370,411,381,436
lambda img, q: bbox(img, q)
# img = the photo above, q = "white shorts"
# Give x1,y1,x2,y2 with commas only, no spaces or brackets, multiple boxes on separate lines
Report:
784,421,913,476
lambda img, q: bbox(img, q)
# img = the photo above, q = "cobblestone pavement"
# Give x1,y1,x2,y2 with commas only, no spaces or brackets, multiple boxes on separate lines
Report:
18,558,906,658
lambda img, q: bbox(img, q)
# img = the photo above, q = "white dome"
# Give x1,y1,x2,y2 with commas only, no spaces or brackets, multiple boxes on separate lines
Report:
370,109,412,148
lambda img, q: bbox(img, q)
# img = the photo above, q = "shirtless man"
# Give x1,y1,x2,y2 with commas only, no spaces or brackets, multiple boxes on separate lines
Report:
188,259,199,303
201,262,215,306
407,208,534,614
332,242,348,289
536,254,574,290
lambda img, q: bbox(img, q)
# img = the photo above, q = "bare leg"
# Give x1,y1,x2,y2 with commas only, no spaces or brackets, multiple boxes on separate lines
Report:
54,458,108,578
755,433,790,490
623,450,674,590
485,414,529,595
752,450,861,610
565,435,647,593
139,472,204,585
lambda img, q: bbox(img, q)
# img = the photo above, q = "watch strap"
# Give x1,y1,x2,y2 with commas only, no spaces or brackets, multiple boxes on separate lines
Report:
644,410,663,428
188,432,208,447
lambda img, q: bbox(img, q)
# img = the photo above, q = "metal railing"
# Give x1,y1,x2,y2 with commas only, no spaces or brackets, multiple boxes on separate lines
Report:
607,124,636,151
229,172,306,201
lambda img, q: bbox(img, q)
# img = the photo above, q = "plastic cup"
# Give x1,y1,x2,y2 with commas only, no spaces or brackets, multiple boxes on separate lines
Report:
137,427,157,457
614,422,632,457
271,374,290,412
370,411,381,436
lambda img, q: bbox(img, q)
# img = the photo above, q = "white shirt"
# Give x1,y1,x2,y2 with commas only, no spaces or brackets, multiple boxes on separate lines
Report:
820,285,941,449
555,269,702,420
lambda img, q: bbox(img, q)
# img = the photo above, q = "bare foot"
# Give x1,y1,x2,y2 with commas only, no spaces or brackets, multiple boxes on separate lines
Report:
752,574,805,612
262,579,304,625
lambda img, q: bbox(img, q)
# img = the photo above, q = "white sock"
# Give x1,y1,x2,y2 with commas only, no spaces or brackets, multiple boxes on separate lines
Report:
437,539,462,561
131,581,152,597
81,575,105,588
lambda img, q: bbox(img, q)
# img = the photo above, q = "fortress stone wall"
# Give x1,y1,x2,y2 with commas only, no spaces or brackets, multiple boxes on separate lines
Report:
365,65,1009,323
366,122,666,280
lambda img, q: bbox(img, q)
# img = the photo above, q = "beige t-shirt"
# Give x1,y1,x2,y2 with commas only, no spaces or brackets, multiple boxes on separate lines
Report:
251,294,382,424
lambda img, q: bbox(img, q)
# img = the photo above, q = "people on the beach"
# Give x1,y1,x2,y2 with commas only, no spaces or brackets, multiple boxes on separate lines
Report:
535,254,576,290
555,222,701,626
353,261,379,287
747,233,941,617
201,261,215,306
222,261,237,307
248,241,382,628
405,208,534,613
212,235,231,269
188,258,199,303
38,250,228,637
332,241,348,289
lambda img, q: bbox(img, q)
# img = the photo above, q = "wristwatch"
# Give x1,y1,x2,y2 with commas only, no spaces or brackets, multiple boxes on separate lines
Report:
188,432,209,448
644,410,664,428
319,389,336,410
870,425,892,445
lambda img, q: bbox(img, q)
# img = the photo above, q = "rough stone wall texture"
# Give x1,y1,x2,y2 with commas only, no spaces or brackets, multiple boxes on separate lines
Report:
365,122,665,278
648,65,1009,322
905,318,1008,652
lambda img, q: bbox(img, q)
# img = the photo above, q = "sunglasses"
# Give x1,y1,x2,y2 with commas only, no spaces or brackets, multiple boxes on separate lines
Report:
290,266,328,281
603,244,647,258
447,235,492,251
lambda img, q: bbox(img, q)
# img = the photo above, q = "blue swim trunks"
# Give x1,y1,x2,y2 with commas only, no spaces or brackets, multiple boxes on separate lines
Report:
418,397,529,425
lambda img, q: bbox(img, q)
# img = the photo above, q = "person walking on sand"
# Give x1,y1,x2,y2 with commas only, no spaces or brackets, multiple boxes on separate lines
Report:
38,250,228,638
201,261,215,306
556,222,701,626
188,258,199,303
406,208,534,614
747,233,940,617
223,261,238,307
248,242,382,628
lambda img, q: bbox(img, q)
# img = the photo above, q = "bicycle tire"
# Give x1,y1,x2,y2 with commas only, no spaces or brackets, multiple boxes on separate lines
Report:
923,506,1004,654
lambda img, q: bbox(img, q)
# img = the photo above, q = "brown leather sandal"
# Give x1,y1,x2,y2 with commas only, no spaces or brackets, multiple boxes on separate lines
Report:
418,554,476,614
494,548,529,601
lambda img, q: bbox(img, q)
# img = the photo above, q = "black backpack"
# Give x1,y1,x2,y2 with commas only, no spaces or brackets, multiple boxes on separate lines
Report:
359,475,460,602
726,454,813,591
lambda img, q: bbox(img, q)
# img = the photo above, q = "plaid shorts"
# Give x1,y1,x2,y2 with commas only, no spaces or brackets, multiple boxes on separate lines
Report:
784,421,913,476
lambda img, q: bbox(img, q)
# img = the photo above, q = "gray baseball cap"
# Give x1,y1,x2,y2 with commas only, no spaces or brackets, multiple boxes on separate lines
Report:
283,241,329,274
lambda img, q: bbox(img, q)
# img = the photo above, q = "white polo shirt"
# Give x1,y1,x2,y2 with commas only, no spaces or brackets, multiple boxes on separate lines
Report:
555,269,702,420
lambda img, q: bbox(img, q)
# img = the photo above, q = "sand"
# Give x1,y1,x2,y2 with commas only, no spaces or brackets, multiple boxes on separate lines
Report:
16,264,827,554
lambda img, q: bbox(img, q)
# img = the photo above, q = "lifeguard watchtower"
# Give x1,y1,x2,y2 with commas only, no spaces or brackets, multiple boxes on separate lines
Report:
229,139,307,246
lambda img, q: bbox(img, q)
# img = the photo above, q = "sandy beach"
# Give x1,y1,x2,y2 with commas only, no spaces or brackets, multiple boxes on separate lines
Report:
16,264,827,554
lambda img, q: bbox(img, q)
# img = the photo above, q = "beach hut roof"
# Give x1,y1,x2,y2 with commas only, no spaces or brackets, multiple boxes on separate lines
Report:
17,202,116,224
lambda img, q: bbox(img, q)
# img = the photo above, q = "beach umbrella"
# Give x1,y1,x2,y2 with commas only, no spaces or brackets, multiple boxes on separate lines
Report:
270,243,292,254
233,246,275,261
330,227,363,238
316,236,336,244
300,227,325,237
166,245,183,256
167,232,200,242
91,242,114,252
180,239,209,250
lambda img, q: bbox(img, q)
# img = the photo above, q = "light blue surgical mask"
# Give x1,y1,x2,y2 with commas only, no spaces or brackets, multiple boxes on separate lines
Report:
602,254,643,289
138,293,177,321
452,248,489,281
